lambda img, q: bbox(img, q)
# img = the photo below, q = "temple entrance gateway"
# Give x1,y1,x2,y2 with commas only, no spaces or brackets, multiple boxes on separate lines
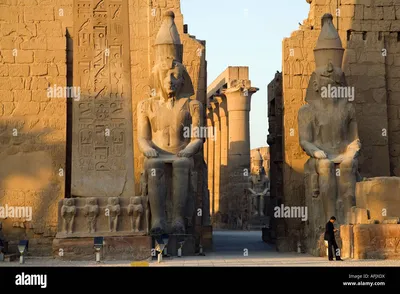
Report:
52,6,211,261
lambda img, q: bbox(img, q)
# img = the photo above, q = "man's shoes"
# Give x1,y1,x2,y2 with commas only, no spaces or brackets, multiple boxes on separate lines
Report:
336,258,344,261
329,259,334,261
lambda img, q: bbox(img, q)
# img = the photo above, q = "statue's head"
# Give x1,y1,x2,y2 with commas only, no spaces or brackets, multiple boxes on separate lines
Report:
152,11,194,100
130,196,142,205
64,198,74,206
312,62,344,89
153,58,188,99
252,149,264,174
108,197,119,205
87,197,97,206
307,14,347,104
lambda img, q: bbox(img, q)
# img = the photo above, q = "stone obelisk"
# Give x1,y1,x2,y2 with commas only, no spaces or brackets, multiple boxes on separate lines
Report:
71,0,135,197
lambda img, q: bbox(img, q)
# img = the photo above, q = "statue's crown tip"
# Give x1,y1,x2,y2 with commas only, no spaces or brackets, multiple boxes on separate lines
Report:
155,10,181,47
322,13,333,22
313,12,344,68
164,11,175,18
315,12,342,50
253,149,263,161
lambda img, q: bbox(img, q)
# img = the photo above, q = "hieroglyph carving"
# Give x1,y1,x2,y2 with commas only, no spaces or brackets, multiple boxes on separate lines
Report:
72,0,134,197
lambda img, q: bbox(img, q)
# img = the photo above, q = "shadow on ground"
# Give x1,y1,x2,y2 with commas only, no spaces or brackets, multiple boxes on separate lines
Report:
210,230,274,255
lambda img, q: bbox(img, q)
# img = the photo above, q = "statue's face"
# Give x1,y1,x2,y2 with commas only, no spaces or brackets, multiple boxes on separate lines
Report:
253,164,264,175
314,63,343,93
161,61,184,98
130,197,141,204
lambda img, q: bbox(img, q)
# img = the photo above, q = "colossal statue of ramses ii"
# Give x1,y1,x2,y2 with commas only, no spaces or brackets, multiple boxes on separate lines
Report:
299,13,361,228
137,11,204,235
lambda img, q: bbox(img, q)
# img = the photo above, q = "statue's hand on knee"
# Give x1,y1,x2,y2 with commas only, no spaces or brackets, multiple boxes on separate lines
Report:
333,153,357,165
313,150,327,159
177,145,196,158
331,154,344,164
143,147,158,158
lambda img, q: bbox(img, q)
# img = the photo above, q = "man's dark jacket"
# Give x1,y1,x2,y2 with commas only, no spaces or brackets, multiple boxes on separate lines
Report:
324,221,335,241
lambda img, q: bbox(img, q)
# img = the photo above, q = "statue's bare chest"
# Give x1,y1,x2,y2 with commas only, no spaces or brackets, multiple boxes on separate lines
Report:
65,206,75,214
313,107,349,129
148,99,191,134
251,176,268,190
86,206,97,216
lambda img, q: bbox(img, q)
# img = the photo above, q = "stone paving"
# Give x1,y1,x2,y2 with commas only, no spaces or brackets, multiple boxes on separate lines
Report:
1,252,400,267
0,231,399,267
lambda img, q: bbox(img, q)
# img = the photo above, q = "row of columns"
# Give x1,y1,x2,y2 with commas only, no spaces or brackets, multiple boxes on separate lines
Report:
205,80,258,228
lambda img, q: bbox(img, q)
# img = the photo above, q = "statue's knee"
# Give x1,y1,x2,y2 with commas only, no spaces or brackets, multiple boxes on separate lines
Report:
144,158,164,170
317,159,334,173
172,157,192,169
305,158,317,174
340,158,357,170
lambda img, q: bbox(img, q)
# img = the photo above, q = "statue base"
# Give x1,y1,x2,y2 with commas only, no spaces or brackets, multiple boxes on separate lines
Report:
54,196,153,261
153,234,196,256
248,216,269,230
52,236,153,261
56,231,147,239
200,225,213,250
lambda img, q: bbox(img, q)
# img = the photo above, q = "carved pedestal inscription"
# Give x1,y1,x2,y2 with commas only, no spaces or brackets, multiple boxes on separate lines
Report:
72,0,134,197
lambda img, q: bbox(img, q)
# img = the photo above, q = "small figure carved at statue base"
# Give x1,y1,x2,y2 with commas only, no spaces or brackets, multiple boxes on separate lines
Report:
128,196,143,232
84,197,99,233
106,197,120,232
61,198,76,234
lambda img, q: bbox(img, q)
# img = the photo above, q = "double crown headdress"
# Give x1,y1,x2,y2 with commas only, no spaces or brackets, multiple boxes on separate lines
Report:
152,11,194,98
314,13,344,69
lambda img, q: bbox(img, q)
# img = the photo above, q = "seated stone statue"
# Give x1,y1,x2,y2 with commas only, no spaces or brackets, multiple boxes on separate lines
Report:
248,149,269,217
137,11,204,235
298,14,361,226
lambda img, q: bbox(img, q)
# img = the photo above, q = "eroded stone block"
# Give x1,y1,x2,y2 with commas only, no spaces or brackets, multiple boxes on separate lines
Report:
351,206,369,224
353,224,400,259
356,177,400,223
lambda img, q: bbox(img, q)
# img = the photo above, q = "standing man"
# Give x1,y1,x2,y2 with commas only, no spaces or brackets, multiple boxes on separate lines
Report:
324,216,343,261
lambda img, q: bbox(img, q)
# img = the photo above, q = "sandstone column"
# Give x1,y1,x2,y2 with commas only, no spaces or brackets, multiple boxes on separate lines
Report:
206,107,215,218
215,95,228,224
224,80,258,228
226,81,257,171
210,100,221,217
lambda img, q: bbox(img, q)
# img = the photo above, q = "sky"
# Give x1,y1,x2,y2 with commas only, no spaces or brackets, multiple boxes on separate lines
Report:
181,0,310,149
